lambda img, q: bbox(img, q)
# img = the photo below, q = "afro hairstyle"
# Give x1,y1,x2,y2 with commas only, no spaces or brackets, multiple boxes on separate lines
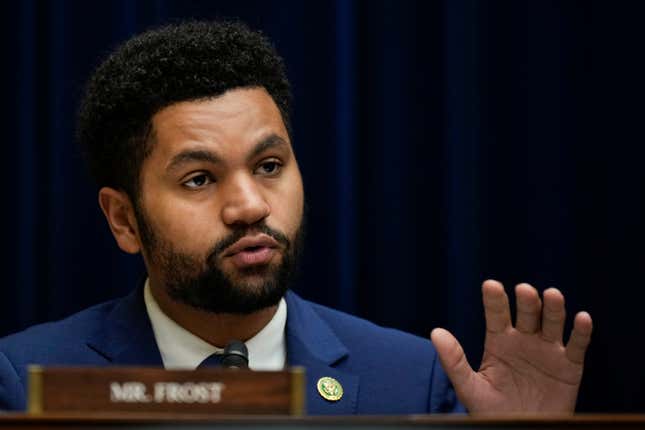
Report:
76,20,292,200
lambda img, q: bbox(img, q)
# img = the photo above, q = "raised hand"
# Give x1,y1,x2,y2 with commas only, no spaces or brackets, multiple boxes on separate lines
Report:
431,280,592,413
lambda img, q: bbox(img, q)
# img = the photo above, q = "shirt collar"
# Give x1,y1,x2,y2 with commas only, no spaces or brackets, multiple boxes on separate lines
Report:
143,279,287,371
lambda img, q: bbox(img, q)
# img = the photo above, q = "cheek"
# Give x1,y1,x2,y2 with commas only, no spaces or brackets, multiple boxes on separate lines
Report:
269,171,304,236
142,194,223,252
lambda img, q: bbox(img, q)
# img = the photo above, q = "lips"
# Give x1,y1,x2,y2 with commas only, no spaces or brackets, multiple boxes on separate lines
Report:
223,234,279,268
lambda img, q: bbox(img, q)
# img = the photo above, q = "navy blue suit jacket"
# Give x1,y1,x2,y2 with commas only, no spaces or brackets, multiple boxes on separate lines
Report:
0,289,463,414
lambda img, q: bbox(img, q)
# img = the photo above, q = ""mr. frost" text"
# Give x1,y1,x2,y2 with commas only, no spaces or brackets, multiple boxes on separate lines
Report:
109,381,226,403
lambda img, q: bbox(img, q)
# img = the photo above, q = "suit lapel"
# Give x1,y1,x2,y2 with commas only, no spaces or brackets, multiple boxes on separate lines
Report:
285,291,359,415
86,286,163,366
84,287,360,413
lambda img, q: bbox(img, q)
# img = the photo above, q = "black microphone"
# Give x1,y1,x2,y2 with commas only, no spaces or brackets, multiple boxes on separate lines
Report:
221,340,249,369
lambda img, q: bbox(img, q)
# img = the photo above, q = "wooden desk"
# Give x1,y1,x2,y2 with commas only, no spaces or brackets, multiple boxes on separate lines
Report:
0,414,643,430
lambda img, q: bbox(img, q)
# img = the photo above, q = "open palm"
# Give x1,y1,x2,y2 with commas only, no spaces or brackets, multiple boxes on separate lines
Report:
431,280,593,413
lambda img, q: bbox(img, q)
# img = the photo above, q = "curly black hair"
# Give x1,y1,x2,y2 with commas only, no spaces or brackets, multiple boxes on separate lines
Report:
77,20,292,200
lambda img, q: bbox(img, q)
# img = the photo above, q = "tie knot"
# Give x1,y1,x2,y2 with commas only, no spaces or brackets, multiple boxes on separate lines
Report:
197,352,223,369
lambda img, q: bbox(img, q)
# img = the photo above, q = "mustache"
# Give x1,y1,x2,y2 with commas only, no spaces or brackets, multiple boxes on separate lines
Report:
206,223,291,262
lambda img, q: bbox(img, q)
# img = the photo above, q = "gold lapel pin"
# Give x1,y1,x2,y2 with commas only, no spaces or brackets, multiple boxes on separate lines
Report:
317,376,343,402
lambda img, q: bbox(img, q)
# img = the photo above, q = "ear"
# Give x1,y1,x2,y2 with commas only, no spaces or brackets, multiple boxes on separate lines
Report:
98,187,141,254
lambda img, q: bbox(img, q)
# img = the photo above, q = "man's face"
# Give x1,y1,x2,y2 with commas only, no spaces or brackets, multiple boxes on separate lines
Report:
135,87,304,314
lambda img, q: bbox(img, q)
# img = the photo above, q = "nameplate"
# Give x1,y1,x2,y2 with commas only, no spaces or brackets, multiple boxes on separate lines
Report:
28,366,305,415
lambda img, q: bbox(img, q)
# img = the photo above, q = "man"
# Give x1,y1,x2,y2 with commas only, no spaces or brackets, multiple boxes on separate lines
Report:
0,21,592,414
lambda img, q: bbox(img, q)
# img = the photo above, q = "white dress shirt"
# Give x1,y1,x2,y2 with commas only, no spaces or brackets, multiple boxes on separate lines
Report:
143,279,287,370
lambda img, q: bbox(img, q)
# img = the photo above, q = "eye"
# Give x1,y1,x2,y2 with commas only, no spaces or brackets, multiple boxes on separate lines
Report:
183,173,213,189
256,160,282,176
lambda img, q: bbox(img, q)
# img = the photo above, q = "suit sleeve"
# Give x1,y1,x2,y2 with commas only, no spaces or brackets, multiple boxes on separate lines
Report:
428,349,467,413
0,351,26,411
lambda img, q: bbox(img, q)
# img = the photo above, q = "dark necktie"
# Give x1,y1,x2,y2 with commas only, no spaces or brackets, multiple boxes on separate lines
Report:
197,352,223,368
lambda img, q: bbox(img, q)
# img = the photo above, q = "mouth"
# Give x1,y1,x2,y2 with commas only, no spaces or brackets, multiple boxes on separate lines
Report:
223,234,280,268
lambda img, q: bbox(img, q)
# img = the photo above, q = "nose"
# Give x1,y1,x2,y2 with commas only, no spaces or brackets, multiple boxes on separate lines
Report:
220,173,271,227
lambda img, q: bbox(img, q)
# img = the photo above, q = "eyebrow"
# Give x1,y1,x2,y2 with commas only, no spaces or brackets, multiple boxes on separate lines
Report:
246,134,289,162
166,149,221,173
165,134,289,173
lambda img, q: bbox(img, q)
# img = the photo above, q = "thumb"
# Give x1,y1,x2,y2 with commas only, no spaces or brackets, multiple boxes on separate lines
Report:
431,328,475,404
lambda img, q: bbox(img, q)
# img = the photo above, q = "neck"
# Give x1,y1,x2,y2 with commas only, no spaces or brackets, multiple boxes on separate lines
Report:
149,281,278,348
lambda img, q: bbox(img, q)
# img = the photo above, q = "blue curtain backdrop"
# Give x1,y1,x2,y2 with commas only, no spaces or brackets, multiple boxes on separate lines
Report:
2,0,644,412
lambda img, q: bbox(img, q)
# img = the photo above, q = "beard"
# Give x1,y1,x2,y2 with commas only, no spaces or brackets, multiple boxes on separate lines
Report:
134,203,304,315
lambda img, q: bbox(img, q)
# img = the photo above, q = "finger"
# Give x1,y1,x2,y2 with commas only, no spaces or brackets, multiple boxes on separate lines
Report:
431,328,475,400
514,283,542,334
482,279,512,333
541,287,566,343
566,311,593,364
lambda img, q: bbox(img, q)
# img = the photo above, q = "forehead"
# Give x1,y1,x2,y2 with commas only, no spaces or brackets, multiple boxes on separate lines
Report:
149,87,290,160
